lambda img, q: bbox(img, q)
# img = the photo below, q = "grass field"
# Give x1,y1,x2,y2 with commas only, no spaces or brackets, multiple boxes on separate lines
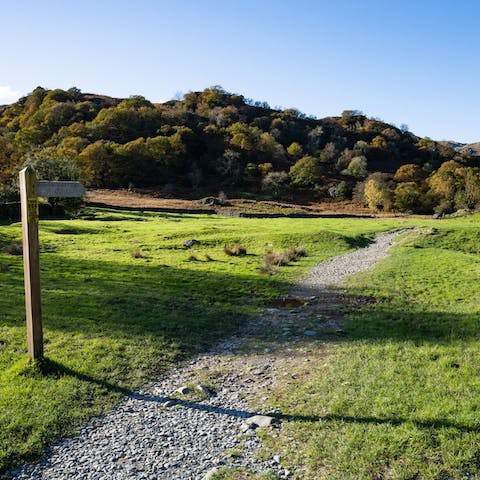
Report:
0,208,409,474
254,215,480,479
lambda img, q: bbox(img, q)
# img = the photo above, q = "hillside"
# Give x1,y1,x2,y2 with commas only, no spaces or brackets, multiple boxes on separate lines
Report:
1,85,480,214
440,141,480,157
457,142,480,156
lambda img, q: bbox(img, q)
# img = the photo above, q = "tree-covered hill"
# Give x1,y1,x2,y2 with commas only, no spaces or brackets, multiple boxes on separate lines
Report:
1,85,479,214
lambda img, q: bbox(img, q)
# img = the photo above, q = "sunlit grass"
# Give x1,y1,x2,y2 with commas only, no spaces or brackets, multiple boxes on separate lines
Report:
0,208,410,473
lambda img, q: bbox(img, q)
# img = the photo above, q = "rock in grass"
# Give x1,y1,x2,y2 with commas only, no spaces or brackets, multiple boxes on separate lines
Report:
183,239,200,248
175,386,190,395
245,415,281,428
202,467,219,479
304,330,317,336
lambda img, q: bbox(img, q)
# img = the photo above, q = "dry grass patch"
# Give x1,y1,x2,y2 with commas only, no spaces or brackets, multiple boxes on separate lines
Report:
260,246,307,274
224,244,247,256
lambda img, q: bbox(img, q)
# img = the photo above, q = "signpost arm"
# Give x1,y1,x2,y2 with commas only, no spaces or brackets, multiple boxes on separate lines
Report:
19,167,43,360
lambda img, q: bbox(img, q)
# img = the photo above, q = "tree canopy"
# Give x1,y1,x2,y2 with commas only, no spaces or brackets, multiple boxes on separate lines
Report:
0,85,479,214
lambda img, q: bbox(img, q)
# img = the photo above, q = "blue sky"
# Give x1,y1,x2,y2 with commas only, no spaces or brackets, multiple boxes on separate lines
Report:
1,0,479,142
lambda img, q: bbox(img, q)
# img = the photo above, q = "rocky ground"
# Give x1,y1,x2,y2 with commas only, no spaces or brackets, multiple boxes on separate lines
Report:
8,231,403,480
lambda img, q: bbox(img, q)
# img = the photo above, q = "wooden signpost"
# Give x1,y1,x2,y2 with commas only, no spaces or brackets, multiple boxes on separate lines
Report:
19,167,85,360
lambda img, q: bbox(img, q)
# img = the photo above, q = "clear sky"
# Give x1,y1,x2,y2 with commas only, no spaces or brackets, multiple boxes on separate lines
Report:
1,0,479,143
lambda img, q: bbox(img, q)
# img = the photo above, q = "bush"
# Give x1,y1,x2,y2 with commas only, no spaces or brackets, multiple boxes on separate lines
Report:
328,181,350,200
263,251,290,268
286,246,307,260
224,244,247,256
260,246,307,274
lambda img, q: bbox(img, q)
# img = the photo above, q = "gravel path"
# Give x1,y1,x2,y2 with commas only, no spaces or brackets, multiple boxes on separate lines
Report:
291,229,403,296
9,230,404,480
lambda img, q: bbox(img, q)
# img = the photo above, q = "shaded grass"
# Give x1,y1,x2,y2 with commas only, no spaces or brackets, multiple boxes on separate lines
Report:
0,209,409,473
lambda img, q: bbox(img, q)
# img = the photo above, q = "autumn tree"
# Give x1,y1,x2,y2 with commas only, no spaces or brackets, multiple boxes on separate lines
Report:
394,182,423,212
78,140,116,187
287,142,303,158
371,135,387,150
364,173,394,211
428,160,464,203
343,156,368,179
394,164,424,183
289,156,323,186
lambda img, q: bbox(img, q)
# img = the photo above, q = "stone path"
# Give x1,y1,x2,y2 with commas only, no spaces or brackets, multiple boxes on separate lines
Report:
9,230,403,480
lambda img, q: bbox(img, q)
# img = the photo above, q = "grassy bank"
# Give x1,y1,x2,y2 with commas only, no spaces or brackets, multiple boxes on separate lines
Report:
257,215,480,479
0,209,408,473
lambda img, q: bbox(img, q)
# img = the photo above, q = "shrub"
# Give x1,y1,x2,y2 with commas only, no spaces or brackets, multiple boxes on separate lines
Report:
262,252,290,274
286,246,307,260
261,246,307,273
259,263,276,275
224,244,247,256
328,181,350,200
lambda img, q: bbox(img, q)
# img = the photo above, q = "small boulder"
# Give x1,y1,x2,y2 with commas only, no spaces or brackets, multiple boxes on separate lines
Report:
201,467,219,479
175,386,190,395
245,415,281,428
183,239,200,248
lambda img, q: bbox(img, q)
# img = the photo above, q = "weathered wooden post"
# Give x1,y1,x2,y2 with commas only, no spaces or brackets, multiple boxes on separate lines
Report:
19,167,43,360
19,167,85,360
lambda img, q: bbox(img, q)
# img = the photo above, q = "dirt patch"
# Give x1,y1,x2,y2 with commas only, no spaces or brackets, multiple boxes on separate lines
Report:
268,298,307,308
84,189,403,218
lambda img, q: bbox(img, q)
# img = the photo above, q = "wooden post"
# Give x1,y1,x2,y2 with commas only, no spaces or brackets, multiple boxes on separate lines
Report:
19,167,43,360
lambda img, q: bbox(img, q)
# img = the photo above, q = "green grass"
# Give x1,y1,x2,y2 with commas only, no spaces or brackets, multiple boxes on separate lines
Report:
0,208,408,474
257,215,480,479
